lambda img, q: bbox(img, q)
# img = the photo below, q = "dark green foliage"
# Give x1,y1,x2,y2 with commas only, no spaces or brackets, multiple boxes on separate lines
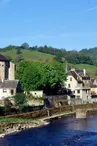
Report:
65,52,94,65
54,53,63,63
14,93,27,106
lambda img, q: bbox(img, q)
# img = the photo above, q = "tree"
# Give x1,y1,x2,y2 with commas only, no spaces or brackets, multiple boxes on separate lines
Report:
16,48,21,55
16,61,67,95
21,64,42,91
14,93,26,106
54,53,63,63
14,54,24,63
16,61,31,80
21,43,29,49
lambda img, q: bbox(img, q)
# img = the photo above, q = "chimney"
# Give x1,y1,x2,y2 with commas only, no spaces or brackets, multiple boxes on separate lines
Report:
83,69,86,76
1,79,4,82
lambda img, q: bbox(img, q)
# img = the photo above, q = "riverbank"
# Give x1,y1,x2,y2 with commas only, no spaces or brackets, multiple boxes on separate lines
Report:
0,111,75,138
0,118,49,138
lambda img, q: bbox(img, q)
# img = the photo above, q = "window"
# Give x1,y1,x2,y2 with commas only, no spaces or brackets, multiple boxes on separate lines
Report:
70,77,72,81
68,84,70,88
3,89,7,93
10,89,14,95
77,90,80,94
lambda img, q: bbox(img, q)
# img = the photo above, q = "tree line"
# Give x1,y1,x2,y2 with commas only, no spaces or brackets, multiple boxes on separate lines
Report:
0,43,96,65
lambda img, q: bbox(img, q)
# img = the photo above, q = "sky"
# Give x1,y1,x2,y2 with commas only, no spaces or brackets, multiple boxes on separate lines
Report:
0,0,97,50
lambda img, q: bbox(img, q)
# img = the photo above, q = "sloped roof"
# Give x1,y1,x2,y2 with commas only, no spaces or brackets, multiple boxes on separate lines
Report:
0,54,8,61
68,71,83,83
0,80,19,89
75,69,90,79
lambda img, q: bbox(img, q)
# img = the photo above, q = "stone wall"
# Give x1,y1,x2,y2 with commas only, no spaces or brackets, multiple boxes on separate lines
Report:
8,62,15,80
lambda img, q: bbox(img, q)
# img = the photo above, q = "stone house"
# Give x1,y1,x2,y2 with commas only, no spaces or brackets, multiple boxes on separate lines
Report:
65,68,91,104
90,78,97,95
0,54,15,80
0,54,20,100
0,80,19,100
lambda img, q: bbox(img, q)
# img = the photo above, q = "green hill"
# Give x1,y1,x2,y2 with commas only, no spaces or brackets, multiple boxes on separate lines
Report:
0,49,54,62
0,48,97,78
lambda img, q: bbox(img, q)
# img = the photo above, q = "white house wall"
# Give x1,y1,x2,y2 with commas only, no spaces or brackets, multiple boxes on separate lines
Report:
8,62,15,80
30,91,43,98
65,75,78,91
0,88,16,100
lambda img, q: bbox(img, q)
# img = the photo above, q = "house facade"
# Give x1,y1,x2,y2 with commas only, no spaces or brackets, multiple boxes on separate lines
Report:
29,90,43,98
65,68,91,104
0,54,15,80
0,80,19,100
0,54,19,100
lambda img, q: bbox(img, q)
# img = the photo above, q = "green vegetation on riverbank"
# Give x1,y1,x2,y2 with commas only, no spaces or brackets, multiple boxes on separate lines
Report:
0,117,38,123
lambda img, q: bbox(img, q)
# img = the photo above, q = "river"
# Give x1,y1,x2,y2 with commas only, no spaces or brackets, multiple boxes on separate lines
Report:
0,115,97,146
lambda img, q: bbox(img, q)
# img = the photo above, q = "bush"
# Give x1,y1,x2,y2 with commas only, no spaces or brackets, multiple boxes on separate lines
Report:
13,93,27,107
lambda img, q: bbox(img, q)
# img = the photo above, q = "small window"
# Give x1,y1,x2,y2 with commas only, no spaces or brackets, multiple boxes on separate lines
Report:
77,90,80,94
3,89,7,93
68,84,70,88
70,77,72,81
10,89,14,95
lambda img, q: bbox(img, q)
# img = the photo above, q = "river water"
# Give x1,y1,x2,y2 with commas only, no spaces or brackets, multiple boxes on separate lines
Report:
0,115,97,146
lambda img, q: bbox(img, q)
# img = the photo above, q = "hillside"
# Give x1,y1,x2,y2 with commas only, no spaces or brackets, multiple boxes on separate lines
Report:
0,49,54,62
0,47,97,79
75,64,97,78
80,47,97,60
66,63,97,78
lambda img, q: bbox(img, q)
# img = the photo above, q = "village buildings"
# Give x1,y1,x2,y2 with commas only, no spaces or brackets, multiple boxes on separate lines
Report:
0,54,19,100
65,68,97,104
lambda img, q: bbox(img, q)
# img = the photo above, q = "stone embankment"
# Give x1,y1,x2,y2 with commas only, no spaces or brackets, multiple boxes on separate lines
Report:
0,120,49,138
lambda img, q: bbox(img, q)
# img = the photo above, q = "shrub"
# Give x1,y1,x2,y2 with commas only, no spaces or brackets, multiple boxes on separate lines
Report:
13,93,27,107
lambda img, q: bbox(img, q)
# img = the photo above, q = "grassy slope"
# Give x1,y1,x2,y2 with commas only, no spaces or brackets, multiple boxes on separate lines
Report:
0,49,97,78
75,64,97,78
1,49,54,62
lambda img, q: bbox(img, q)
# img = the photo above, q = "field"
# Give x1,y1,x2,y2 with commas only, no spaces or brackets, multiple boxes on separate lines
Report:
1,49,54,62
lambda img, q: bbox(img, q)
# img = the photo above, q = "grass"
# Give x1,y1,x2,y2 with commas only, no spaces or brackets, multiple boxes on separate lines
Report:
75,64,97,78
1,49,97,78
1,49,54,62
0,117,39,123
